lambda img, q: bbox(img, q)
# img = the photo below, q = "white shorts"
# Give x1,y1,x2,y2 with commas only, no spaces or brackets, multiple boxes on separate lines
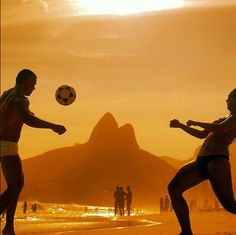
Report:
0,141,19,156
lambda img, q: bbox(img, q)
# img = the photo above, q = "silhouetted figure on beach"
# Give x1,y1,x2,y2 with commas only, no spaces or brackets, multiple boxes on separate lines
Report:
114,186,120,216
0,69,66,235
23,201,28,214
119,187,126,216
168,88,236,235
126,186,132,216
32,203,37,213
160,197,164,215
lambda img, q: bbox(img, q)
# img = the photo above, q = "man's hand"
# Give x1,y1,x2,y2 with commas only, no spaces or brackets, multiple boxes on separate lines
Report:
169,119,182,128
51,124,67,135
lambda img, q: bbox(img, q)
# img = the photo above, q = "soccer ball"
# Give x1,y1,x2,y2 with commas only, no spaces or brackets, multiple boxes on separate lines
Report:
55,85,76,105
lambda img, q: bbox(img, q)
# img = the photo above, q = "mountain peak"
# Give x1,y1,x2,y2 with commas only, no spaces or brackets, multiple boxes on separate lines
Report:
87,113,139,151
99,112,117,126
119,124,139,150
88,112,118,144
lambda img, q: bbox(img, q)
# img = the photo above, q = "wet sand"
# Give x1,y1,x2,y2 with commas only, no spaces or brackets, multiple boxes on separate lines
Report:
8,212,236,235
1,202,235,235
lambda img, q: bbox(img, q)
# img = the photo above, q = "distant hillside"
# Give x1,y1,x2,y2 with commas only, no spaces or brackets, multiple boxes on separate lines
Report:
159,156,187,169
160,143,236,205
160,146,200,169
161,144,236,181
2,113,235,208
21,113,176,207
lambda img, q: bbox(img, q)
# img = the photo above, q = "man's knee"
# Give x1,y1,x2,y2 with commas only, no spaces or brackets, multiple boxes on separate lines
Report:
168,181,179,196
168,179,185,198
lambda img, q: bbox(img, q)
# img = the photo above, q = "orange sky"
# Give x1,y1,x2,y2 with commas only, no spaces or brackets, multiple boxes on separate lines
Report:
1,0,236,159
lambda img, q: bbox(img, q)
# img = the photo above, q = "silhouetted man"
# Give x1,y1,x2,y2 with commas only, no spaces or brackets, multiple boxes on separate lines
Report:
168,88,236,235
119,187,126,216
23,201,27,214
0,69,66,235
114,186,120,216
32,203,37,213
126,186,132,216
160,197,164,215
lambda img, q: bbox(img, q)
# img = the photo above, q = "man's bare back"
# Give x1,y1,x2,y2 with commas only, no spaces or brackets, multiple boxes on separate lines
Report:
0,87,28,142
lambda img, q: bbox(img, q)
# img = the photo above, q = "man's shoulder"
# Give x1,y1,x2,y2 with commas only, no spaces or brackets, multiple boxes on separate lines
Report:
1,88,21,105
1,88,27,102
14,95,29,106
1,88,14,99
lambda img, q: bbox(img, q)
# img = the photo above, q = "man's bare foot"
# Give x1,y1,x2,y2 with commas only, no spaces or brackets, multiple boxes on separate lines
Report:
2,227,16,235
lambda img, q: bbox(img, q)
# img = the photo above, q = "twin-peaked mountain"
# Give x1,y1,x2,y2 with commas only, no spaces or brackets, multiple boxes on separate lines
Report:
88,113,139,152
21,113,175,207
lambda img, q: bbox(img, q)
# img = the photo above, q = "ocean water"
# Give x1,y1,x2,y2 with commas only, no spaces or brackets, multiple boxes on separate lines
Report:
0,202,159,234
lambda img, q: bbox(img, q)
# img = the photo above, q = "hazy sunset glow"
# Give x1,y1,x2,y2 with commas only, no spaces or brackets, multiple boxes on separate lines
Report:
1,0,236,160
69,0,185,15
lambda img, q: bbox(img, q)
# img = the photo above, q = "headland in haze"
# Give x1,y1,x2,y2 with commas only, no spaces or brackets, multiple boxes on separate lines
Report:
1,112,235,209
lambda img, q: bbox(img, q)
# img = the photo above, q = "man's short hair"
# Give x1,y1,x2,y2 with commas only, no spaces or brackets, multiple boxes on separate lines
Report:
16,69,37,85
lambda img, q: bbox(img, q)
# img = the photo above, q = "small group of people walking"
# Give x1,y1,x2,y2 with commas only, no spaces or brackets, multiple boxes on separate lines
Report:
114,186,132,216
23,201,37,214
160,195,171,214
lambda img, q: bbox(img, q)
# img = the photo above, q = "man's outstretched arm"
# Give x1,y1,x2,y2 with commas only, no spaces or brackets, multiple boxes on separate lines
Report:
23,114,66,135
16,97,66,135
187,115,236,133
169,119,209,139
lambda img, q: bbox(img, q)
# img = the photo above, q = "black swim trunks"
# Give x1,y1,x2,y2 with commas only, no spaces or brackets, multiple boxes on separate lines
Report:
196,154,229,178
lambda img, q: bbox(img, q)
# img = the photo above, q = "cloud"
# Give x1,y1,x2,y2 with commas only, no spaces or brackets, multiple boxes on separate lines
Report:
184,0,236,7
22,0,49,12
37,0,50,12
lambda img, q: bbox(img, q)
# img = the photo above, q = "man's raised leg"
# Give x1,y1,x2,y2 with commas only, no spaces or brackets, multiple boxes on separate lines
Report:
1,155,24,235
168,161,205,235
208,158,236,214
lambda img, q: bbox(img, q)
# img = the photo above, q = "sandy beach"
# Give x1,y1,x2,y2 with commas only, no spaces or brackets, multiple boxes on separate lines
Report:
1,202,236,235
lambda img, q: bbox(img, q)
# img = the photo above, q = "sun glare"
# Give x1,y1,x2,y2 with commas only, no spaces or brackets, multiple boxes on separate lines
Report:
69,0,185,15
